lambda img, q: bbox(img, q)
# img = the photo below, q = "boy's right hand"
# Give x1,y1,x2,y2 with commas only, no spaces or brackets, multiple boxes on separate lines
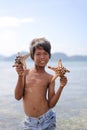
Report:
15,63,24,76
13,56,25,76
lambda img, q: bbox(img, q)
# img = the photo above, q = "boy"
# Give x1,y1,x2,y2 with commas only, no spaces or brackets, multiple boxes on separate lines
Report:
14,37,67,130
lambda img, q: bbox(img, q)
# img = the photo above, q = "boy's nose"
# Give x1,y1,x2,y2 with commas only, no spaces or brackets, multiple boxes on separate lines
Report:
40,54,44,58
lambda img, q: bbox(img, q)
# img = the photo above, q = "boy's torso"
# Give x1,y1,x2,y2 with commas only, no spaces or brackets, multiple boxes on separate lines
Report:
23,69,52,117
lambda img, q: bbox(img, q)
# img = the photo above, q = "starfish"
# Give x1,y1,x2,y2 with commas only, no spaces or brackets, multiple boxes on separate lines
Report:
12,52,30,69
48,59,70,82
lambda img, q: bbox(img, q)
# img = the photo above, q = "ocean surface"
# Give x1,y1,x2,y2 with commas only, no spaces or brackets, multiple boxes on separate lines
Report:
0,60,87,130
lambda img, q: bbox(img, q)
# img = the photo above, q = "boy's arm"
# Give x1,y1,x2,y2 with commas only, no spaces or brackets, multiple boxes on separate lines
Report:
15,75,25,100
14,62,25,100
13,53,29,100
48,76,67,108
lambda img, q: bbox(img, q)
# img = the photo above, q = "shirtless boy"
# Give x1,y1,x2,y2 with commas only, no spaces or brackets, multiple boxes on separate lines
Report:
14,37,67,130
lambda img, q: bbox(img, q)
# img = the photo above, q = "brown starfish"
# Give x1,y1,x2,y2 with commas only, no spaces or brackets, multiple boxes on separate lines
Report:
48,59,70,82
12,52,30,69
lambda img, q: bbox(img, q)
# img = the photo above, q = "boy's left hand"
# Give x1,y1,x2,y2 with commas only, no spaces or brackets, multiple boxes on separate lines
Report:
60,76,67,88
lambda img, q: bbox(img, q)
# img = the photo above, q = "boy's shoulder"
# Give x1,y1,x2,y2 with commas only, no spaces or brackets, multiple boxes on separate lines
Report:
24,69,30,76
45,71,53,81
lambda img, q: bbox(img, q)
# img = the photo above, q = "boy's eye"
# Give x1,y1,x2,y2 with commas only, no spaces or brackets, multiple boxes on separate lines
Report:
36,53,48,56
44,52,48,55
36,53,40,55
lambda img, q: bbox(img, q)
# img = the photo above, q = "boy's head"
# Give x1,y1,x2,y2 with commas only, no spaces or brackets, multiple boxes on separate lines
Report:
30,37,51,60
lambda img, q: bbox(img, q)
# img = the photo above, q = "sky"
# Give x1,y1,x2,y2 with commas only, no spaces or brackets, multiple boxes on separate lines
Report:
0,0,87,56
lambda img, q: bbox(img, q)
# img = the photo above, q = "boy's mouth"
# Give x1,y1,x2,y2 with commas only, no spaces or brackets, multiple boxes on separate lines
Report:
40,60,45,64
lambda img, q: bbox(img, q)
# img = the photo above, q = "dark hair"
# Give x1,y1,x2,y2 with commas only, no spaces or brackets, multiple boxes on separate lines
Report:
30,37,51,60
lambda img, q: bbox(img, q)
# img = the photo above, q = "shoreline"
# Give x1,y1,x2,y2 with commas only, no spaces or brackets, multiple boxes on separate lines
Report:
0,107,87,130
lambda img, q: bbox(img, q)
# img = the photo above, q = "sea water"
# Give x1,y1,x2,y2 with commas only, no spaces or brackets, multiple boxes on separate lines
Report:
0,60,87,130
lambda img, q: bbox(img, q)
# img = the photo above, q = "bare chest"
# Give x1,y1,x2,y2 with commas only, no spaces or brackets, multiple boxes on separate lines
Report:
26,72,49,85
25,73,49,94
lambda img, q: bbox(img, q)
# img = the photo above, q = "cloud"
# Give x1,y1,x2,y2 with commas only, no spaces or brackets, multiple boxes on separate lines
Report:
0,29,29,56
0,30,17,55
0,16,35,56
0,16,35,28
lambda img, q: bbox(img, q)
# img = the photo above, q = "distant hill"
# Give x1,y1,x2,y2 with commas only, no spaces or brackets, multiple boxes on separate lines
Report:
0,52,87,61
51,52,87,61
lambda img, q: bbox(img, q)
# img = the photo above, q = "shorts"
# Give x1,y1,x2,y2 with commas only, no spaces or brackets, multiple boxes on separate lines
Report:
22,109,56,130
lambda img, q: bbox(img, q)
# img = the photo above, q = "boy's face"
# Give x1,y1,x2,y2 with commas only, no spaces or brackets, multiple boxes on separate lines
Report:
33,48,50,67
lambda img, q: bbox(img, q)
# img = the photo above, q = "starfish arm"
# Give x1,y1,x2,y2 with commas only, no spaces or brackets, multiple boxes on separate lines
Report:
48,66,57,71
20,53,30,69
22,53,30,60
58,59,62,68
